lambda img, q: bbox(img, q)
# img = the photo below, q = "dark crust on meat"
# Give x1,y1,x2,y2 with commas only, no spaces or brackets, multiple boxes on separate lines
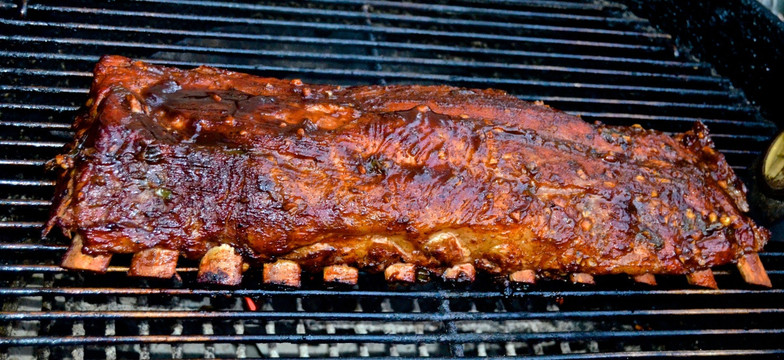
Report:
197,244,243,285
47,55,769,277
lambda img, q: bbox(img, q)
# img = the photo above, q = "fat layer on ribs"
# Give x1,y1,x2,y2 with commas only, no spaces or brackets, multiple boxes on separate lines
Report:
46,56,770,286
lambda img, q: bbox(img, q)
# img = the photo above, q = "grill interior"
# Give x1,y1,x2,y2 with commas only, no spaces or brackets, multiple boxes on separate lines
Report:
2,0,784,359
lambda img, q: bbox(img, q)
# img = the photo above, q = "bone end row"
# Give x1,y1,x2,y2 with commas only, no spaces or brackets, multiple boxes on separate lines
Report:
64,241,773,288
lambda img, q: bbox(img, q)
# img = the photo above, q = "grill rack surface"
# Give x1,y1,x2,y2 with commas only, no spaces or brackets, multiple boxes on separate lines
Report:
1,0,783,359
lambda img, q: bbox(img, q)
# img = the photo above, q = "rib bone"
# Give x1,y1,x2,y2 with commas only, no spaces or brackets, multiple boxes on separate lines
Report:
385,263,416,283
633,273,657,286
509,270,536,284
197,244,243,285
128,248,179,278
686,269,718,289
61,234,111,272
570,273,595,285
443,263,476,282
323,265,359,285
737,253,772,287
263,260,301,287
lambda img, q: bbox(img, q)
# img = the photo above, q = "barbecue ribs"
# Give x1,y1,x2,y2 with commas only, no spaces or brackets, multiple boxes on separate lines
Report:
46,55,771,288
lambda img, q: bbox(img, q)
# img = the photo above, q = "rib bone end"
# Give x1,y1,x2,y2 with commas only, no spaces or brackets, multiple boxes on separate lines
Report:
263,260,301,287
197,244,243,286
61,235,111,273
323,265,359,285
509,270,536,284
128,248,179,278
385,263,416,283
569,273,595,285
737,253,772,287
633,273,657,286
687,269,718,289
443,263,476,283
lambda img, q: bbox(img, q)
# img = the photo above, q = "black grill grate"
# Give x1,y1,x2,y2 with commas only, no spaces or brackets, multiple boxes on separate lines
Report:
1,0,783,359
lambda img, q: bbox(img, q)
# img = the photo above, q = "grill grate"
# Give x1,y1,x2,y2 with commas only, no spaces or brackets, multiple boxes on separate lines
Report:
1,0,783,359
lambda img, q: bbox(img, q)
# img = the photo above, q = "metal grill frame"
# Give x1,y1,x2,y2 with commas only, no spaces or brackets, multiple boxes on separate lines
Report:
1,0,784,358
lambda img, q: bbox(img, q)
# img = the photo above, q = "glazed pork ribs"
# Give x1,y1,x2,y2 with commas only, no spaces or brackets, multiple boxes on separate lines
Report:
46,55,771,288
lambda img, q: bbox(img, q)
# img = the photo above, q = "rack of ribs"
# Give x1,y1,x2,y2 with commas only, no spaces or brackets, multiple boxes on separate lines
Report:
45,55,771,288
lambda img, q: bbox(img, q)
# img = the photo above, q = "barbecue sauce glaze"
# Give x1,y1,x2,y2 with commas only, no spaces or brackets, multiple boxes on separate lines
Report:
48,56,768,276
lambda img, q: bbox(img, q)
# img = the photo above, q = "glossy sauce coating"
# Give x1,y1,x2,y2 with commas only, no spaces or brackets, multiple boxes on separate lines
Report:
48,56,769,276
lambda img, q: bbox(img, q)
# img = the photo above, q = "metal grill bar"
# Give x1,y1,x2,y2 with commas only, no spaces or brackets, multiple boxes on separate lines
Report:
3,287,784,298
22,5,665,51
3,308,784,321
2,45,714,71
0,84,87,94
0,222,46,228
0,36,661,67
0,37,716,92
0,159,49,166
0,21,716,82
0,199,52,206
0,63,736,96
0,265,201,273
0,103,80,112
415,0,617,11
0,179,56,186
0,140,66,147
517,96,751,110
3,329,784,346
309,0,632,17
134,0,651,25
0,121,72,129
0,67,92,77
0,243,64,251
577,112,773,127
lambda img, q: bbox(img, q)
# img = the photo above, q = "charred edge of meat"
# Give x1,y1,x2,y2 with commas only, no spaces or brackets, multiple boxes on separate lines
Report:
197,244,243,286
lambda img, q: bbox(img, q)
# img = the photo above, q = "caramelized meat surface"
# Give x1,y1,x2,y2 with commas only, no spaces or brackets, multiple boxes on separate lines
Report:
47,56,769,284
